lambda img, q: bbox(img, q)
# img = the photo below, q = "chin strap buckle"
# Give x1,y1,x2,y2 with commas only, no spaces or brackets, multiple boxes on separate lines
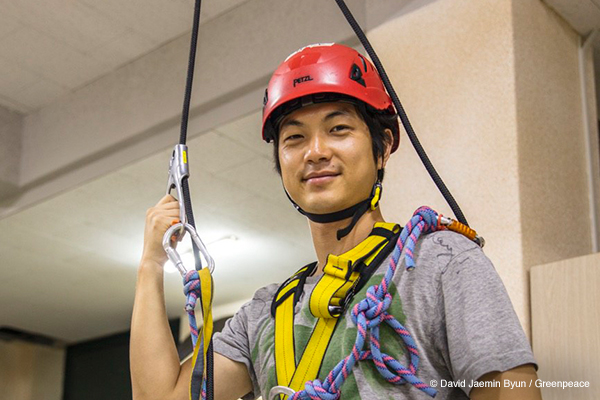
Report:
370,181,382,210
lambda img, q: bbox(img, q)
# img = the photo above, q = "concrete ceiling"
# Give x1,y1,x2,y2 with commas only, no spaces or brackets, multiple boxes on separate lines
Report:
0,109,315,342
543,0,600,36
0,0,250,113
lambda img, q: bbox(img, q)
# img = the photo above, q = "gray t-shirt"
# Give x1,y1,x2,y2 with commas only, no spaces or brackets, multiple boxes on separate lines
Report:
213,230,536,399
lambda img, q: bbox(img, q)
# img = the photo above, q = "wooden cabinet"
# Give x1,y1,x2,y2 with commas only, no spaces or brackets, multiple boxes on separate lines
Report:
531,253,600,400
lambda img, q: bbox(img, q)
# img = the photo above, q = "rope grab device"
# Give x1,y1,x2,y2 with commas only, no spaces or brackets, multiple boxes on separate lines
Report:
161,1,486,400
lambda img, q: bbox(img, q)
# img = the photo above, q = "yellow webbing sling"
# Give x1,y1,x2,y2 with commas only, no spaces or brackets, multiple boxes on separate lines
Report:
274,222,400,399
189,268,214,400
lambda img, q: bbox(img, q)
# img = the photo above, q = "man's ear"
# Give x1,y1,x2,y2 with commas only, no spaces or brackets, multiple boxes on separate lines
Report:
377,128,394,170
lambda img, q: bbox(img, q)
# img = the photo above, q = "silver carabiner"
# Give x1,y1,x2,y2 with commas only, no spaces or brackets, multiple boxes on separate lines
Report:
162,222,215,276
269,385,296,400
166,144,190,232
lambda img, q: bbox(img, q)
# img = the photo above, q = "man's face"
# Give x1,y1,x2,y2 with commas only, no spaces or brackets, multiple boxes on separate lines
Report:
277,102,380,215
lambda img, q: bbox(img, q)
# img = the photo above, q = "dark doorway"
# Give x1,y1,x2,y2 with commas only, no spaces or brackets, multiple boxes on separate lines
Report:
63,319,179,400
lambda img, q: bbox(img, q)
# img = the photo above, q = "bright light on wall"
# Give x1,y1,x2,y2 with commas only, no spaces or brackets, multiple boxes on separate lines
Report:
208,235,238,252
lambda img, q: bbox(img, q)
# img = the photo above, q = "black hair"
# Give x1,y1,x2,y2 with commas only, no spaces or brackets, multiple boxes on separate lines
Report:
269,97,398,179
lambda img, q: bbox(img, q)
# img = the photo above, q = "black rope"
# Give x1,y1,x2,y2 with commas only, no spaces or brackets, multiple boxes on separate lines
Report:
179,0,202,145
182,178,202,272
334,0,469,226
178,0,214,398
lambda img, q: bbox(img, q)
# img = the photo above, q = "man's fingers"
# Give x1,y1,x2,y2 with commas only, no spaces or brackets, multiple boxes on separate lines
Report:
161,201,180,210
157,194,177,205
146,207,180,230
164,209,181,219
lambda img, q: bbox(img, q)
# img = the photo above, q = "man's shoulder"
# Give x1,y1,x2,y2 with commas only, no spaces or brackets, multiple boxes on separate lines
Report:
252,282,280,301
229,283,280,326
402,229,486,277
416,229,481,260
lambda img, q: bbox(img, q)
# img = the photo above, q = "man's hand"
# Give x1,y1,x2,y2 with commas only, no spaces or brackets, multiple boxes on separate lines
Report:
141,194,181,266
132,195,253,400
470,364,542,400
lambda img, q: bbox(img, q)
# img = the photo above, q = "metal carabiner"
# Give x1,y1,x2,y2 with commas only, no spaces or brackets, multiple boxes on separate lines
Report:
166,144,190,232
162,222,215,276
268,385,296,400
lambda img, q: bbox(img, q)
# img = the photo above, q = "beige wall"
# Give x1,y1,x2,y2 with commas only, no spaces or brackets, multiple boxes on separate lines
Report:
0,107,22,197
513,0,593,266
0,340,65,400
583,33,600,251
372,0,595,337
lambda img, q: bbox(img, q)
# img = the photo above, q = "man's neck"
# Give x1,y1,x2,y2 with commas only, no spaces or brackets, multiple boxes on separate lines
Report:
308,208,386,274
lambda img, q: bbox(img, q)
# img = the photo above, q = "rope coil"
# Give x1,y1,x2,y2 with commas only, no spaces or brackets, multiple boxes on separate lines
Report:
184,270,202,346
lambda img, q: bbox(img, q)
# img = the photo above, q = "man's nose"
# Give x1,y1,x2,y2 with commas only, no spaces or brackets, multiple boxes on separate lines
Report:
305,133,332,164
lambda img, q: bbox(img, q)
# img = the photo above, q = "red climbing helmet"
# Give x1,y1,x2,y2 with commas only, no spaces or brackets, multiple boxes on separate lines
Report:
261,43,400,153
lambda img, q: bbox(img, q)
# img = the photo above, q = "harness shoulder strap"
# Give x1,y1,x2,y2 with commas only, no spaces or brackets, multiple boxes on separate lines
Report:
273,222,400,399
273,262,317,390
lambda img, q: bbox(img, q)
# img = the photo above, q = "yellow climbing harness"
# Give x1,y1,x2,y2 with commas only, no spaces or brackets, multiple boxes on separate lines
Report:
272,222,401,400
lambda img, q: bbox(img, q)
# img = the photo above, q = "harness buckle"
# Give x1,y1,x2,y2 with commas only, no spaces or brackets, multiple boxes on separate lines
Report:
328,305,343,316
166,144,190,234
162,222,215,276
269,385,296,400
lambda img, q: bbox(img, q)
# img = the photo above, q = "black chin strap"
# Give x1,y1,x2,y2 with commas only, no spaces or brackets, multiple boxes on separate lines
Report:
334,199,372,240
285,170,384,240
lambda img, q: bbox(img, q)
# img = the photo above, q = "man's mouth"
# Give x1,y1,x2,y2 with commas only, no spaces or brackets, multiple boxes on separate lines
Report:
302,171,340,184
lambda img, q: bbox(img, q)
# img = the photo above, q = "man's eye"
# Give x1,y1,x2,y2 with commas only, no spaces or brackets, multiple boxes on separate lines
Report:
284,134,303,142
331,125,350,132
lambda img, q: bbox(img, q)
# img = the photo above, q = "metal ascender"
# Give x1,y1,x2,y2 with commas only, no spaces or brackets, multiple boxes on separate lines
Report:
163,144,215,276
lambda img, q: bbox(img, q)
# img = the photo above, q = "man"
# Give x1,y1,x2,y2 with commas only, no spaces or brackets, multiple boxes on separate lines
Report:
131,43,541,400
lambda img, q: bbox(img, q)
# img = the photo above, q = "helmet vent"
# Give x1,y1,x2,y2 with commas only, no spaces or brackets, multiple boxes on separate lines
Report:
358,54,368,72
350,64,366,87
